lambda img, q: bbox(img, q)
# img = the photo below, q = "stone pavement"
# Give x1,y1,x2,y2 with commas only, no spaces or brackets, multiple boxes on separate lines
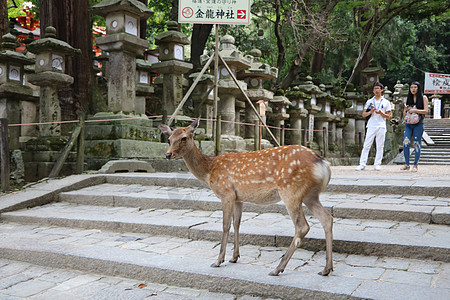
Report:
0,167,449,299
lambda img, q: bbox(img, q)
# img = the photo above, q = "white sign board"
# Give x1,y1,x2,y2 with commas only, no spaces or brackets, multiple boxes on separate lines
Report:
433,98,442,119
424,72,450,94
178,0,250,25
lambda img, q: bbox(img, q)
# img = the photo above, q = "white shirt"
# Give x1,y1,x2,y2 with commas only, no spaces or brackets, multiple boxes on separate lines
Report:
364,96,391,129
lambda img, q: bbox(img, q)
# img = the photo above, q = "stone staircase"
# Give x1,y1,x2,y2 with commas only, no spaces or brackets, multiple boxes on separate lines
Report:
419,119,450,165
0,173,449,299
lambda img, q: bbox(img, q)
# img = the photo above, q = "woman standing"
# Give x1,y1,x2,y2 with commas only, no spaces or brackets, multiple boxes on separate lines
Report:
401,82,429,172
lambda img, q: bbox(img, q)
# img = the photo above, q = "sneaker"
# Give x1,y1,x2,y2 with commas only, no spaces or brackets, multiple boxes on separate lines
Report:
355,165,365,171
374,165,381,171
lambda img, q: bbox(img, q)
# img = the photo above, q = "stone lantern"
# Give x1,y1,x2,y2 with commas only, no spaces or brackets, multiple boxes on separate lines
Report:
392,81,404,120
360,59,385,95
315,84,335,154
270,94,291,145
0,33,35,149
297,76,321,147
343,85,359,146
354,91,367,142
26,26,80,137
214,34,250,152
92,0,152,113
333,96,350,152
190,72,214,138
152,21,193,119
237,48,277,147
286,87,309,145
135,58,154,115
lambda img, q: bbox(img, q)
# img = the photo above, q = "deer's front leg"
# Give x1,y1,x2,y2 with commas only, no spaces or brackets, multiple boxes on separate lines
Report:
211,198,234,268
229,201,243,263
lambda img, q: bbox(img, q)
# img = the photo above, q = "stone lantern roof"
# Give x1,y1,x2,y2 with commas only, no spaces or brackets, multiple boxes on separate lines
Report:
155,21,190,45
271,95,292,106
0,33,34,65
238,48,278,80
91,0,153,17
27,27,81,56
297,76,321,94
218,35,251,71
360,59,385,76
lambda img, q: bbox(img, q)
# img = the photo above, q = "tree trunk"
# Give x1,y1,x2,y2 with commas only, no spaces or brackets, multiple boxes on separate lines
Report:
0,0,8,39
274,0,285,84
311,48,325,75
190,24,213,73
278,35,316,91
39,0,92,120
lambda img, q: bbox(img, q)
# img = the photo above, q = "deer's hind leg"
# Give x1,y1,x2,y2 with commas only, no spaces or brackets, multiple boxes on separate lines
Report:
270,190,310,276
303,189,333,276
229,201,243,263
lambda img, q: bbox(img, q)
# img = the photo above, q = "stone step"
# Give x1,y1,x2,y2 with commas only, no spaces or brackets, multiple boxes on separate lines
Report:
103,173,450,197
0,222,448,300
57,183,450,224
1,202,449,262
412,161,450,165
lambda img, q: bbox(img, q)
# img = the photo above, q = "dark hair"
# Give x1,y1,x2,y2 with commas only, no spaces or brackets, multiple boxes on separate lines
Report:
373,81,384,89
406,82,424,109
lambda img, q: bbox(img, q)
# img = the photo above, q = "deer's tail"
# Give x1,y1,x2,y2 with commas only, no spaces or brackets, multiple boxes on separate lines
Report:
313,156,331,192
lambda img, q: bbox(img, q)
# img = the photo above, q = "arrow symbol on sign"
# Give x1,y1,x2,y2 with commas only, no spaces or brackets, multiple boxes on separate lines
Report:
237,10,246,19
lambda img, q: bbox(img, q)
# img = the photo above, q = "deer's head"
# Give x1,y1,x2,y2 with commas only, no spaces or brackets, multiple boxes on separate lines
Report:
158,117,200,160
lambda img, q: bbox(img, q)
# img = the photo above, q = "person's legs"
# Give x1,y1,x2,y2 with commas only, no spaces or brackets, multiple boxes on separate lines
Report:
412,123,425,166
359,127,376,167
403,124,413,166
374,127,387,167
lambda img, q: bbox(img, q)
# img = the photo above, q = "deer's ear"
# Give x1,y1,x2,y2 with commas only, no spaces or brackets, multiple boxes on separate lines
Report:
190,117,201,131
158,124,173,137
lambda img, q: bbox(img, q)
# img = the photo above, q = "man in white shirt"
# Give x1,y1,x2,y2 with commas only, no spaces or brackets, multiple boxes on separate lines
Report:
356,82,392,171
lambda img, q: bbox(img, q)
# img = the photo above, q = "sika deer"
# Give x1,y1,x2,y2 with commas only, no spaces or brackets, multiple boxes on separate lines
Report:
159,117,333,276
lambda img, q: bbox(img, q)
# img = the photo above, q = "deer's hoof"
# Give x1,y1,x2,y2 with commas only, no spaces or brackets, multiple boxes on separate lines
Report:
210,262,220,268
229,255,240,263
318,268,333,276
269,269,283,276
268,271,278,276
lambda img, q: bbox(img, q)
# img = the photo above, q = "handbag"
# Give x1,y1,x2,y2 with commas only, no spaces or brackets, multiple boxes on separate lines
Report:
404,105,421,124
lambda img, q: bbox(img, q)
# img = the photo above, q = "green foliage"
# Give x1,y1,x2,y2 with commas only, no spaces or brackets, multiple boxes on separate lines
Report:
373,16,449,89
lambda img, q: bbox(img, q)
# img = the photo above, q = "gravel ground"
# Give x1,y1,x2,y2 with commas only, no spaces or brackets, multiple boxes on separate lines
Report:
330,164,450,177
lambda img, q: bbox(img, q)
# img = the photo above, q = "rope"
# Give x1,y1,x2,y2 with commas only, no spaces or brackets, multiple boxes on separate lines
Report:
1,114,363,136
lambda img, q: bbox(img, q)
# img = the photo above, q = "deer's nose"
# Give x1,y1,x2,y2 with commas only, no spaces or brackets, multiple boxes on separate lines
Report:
165,153,172,160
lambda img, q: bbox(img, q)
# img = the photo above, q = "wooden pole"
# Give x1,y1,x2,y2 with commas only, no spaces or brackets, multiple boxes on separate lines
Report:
212,24,219,152
49,126,81,178
76,112,85,174
254,119,260,151
215,115,221,155
0,118,10,191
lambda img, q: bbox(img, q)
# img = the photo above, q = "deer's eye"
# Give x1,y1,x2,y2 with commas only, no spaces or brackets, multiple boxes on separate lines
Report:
181,137,187,142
